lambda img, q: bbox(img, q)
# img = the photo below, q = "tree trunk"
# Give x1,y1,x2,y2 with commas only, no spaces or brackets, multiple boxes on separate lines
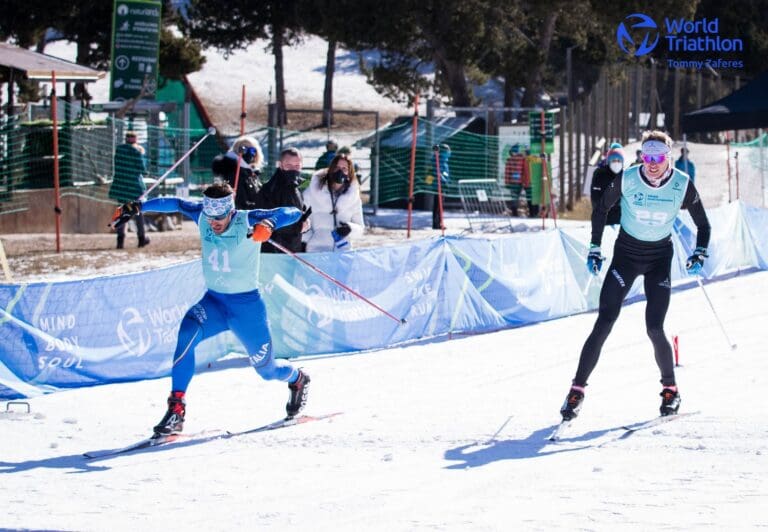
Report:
503,77,516,122
435,55,472,111
521,11,559,107
322,39,336,127
272,24,287,126
422,10,472,111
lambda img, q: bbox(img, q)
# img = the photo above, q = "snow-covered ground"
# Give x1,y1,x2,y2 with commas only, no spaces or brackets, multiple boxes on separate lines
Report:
1,269,766,530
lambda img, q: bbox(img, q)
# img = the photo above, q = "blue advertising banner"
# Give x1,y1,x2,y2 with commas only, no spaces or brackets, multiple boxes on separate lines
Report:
1,201,766,399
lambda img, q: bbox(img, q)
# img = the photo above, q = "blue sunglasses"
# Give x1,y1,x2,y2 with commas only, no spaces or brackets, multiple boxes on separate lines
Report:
206,211,231,221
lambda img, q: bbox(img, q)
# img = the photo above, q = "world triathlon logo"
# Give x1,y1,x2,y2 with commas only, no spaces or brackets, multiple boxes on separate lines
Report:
617,14,660,56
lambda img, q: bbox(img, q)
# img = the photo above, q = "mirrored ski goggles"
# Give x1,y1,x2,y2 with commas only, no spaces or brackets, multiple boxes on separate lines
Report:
641,153,667,164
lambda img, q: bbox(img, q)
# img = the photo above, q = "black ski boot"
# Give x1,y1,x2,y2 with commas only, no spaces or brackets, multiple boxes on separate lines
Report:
659,388,681,416
286,369,310,419
560,387,585,421
153,391,186,436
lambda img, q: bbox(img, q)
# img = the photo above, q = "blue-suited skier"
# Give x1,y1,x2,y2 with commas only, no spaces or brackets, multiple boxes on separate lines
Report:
560,130,711,421
115,182,310,436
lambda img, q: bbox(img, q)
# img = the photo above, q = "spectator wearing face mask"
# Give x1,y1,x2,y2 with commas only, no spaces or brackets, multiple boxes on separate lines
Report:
257,147,311,253
302,153,364,252
590,142,624,226
211,136,264,210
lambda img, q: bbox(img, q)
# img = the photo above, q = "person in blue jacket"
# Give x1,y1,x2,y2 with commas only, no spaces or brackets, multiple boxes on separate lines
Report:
559,130,711,422
674,147,696,183
114,182,310,436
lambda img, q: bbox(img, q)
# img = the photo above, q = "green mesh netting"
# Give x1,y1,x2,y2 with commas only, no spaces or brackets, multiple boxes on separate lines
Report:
1,109,559,217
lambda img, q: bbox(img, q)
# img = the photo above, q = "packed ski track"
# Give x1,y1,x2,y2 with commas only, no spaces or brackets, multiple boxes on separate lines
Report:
1,270,766,530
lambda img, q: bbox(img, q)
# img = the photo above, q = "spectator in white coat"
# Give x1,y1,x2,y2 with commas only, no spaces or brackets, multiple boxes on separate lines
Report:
302,153,364,252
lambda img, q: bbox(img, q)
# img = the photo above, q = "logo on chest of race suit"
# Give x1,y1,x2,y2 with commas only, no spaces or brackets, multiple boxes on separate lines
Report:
633,192,645,206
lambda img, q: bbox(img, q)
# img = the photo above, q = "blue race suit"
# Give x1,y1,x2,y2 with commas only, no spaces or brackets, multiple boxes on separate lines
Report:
141,198,302,391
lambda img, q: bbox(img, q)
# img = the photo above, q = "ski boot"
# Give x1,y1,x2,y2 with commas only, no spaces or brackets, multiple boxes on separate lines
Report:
286,369,310,419
560,387,585,421
659,387,681,416
153,391,186,436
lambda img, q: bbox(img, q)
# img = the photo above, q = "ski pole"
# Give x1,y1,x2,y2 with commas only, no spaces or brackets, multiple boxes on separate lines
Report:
265,239,407,325
696,277,737,350
140,126,216,200
110,127,217,229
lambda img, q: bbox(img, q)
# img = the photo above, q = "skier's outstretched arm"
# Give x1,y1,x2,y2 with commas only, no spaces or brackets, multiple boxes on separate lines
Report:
140,197,203,222
246,207,301,230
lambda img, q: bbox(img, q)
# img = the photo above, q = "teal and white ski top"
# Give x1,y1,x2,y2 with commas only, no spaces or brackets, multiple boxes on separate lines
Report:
591,165,710,249
618,164,689,242
141,197,301,293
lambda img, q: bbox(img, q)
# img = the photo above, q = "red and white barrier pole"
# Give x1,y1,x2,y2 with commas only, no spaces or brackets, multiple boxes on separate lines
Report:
673,334,679,367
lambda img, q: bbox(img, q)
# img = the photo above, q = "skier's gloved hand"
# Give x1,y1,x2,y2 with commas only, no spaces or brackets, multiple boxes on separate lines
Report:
334,222,351,238
586,245,603,275
685,246,708,275
251,219,275,243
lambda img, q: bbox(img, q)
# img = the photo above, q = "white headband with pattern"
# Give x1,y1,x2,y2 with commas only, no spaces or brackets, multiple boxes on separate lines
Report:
641,140,671,155
202,194,235,217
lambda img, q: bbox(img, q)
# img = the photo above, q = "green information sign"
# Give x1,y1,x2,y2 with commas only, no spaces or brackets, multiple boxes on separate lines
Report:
109,0,162,101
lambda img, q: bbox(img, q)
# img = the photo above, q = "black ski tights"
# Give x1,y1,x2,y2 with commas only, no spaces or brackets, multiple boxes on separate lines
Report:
573,247,676,388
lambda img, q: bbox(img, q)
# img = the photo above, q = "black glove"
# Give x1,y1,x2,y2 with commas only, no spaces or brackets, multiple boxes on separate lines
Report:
299,206,312,223
685,246,708,275
334,222,351,237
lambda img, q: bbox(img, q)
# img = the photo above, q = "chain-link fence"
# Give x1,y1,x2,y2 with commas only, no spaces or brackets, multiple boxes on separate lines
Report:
0,102,219,216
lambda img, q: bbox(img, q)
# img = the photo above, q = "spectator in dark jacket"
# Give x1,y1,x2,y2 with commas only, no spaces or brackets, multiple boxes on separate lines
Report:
211,136,263,210
110,131,150,249
314,138,338,170
590,142,624,226
258,147,310,253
